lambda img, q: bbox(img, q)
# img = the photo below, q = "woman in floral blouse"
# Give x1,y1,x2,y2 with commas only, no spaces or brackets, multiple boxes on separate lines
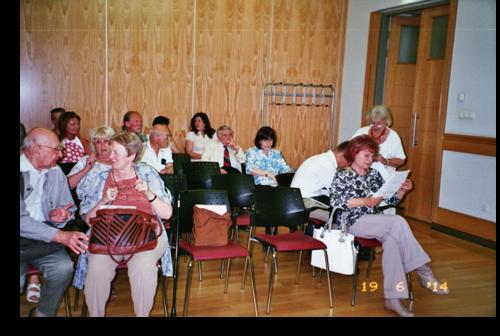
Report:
245,126,294,187
330,135,449,317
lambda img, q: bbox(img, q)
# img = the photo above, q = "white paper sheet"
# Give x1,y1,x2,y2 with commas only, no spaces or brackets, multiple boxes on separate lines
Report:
303,197,330,210
100,205,137,210
195,204,227,215
372,170,410,198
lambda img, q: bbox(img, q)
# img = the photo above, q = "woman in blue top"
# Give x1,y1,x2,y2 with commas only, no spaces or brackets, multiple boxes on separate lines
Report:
245,126,294,187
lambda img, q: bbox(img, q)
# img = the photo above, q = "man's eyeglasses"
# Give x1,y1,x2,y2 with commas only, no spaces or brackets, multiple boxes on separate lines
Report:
38,144,63,153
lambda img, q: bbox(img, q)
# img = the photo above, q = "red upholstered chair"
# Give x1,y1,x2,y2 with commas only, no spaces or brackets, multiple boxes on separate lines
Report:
242,187,333,314
26,264,72,317
171,189,258,316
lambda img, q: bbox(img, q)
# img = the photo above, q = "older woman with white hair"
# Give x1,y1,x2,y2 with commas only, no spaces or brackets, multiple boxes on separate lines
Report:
68,126,116,189
352,105,406,171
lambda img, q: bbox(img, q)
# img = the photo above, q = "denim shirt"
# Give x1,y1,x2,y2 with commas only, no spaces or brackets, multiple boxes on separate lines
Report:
73,163,173,289
245,146,293,186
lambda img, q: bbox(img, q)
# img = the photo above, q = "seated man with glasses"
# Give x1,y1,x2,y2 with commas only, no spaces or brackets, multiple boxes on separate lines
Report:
20,128,89,317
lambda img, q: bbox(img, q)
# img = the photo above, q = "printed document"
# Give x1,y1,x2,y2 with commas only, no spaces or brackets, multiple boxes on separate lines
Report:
372,170,410,198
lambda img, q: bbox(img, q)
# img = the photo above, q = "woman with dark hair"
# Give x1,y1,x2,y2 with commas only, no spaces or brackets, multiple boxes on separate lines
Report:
245,126,293,187
58,111,91,163
330,135,448,317
185,112,217,161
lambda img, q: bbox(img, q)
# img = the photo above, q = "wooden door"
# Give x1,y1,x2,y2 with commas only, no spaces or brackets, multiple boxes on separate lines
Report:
383,15,420,167
403,5,450,222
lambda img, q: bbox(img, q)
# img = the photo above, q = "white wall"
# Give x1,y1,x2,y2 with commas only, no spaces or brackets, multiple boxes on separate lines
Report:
445,0,496,137
439,151,496,222
339,0,425,142
340,0,496,223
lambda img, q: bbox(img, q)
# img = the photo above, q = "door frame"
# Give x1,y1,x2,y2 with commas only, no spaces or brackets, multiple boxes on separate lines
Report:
361,0,457,223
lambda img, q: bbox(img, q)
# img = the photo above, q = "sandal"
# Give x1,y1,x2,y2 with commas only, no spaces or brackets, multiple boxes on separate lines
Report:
26,283,41,303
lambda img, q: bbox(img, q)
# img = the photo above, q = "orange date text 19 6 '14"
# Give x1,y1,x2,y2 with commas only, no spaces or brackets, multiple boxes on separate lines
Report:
361,281,379,292
426,281,448,292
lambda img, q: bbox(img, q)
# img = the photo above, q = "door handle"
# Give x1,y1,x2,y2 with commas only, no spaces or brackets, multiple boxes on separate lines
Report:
411,112,419,148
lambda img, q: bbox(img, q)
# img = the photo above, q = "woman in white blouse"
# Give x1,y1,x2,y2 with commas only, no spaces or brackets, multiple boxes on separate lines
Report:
185,112,217,161
351,105,406,171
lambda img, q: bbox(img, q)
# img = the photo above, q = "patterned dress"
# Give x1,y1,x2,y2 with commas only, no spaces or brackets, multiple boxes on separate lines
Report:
59,137,85,163
329,167,399,229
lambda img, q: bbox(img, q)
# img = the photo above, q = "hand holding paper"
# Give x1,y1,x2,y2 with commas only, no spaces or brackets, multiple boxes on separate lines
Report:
372,170,410,198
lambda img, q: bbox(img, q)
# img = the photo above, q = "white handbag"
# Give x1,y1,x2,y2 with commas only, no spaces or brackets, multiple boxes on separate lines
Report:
310,207,358,275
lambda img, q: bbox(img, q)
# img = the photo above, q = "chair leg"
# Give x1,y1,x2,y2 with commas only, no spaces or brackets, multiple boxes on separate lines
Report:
160,275,169,317
224,259,232,294
197,261,203,282
266,251,277,314
407,272,414,302
351,260,360,306
170,254,181,317
264,246,270,264
220,260,225,279
247,256,259,317
312,266,316,278
64,288,72,317
241,228,254,289
235,226,240,244
366,247,376,279
323,250,333,308
81,301,88,317
74,288,80,312
295,251,303,284
183,258,194,317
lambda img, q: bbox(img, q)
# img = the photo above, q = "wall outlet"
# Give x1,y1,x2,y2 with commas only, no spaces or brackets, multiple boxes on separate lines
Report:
458,110,475,120
480,204,489,212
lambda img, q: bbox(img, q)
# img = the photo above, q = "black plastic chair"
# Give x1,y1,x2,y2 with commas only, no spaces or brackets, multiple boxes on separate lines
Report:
275,172,295,187
210,174,255,244
172,153,191,175
242,187,333,314
182,161,221,190
170,189,258,316
57,162,77,176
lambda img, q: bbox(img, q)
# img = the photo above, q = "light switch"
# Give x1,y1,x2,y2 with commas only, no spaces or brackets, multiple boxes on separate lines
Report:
458,110,475,119
458,92,466,102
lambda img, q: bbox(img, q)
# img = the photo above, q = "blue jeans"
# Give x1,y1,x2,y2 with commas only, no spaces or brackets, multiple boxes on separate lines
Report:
20,248,74,316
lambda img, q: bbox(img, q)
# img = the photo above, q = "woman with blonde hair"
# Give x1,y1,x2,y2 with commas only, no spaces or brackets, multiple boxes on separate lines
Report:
352,105,406,170
68,126,116,189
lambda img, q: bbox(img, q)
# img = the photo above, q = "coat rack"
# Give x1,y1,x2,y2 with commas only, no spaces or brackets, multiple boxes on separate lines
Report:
260,82,336,148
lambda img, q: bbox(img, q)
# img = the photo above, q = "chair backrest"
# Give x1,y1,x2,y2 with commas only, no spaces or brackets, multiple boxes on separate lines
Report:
58,162,77,176
275,172,295,187
172,153,191,175
177,189,231,235
253,187,308,229
210,174,255,208
159,173,188,207
183,161,221,189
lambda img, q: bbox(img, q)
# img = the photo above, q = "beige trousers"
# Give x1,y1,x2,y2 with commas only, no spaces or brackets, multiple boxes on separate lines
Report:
84,236,167,316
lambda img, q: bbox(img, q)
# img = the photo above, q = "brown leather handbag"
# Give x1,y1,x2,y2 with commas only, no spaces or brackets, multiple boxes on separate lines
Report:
89,208,162,263
192,206,232,246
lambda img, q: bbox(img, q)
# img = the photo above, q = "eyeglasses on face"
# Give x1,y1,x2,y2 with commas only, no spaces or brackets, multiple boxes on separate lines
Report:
38,144,64,153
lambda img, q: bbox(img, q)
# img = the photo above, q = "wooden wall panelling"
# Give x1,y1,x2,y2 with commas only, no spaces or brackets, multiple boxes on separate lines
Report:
20,0,106,139
269,0,346,167
107,0,194,150
194,0,271,152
